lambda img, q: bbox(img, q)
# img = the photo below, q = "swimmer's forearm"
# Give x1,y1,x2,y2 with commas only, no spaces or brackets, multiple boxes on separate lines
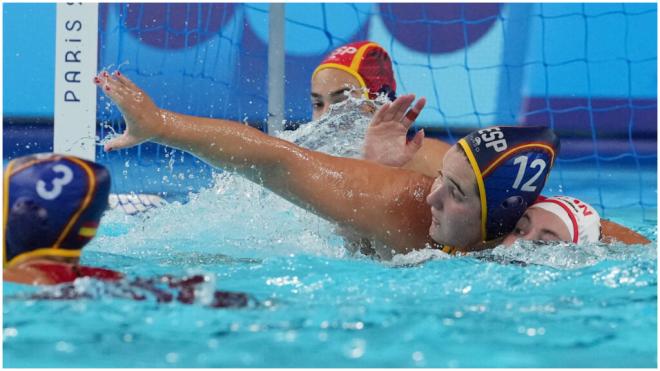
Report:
151,109,291,178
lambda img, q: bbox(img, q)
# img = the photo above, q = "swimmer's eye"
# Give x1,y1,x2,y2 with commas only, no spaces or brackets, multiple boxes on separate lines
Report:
540,233,561,242
513,227,524,236
312,101,324,111
450,186,462,201
330,94,349,105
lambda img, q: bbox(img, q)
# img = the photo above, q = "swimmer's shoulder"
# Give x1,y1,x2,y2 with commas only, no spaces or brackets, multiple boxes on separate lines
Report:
3,261,123,285
600,219,651,245
4,264,58,285
405,137,451,177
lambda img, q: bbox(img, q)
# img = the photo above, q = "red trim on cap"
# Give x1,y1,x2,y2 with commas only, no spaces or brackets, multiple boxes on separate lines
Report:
544,199,579,243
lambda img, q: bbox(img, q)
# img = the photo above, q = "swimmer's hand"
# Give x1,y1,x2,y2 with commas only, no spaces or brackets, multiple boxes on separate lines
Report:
362,94,426,167
94,71,164,152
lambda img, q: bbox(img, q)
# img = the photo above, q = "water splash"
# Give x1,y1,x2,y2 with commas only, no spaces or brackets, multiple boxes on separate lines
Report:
470,239,657,269
92,171,347,262
278,94,376,158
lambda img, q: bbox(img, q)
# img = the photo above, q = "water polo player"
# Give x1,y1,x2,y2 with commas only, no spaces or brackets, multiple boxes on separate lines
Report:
311,40,397,119
3,153,120,283
425,126,558,254
312,41,451,176
3,153,252,308
503,195,649,245
503,195,601,246
96,72,564,258
364,94,649,247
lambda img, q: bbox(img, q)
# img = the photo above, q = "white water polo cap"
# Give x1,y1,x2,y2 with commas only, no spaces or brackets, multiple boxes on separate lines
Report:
530,196,601,244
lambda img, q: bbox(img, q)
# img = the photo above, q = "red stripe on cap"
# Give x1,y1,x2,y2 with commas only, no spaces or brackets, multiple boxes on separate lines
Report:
544,199,579,243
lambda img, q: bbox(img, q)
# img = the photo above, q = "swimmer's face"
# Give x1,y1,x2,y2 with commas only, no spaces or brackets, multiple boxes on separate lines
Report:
501,207,571,246
311,68,363,120
426,145,482,249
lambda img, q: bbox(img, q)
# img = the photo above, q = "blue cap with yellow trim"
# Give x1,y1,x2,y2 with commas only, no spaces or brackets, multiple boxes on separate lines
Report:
458,126,559,241
3,153,111,267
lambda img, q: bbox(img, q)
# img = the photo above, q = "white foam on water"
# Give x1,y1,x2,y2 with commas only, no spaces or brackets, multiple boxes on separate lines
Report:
471,239,657,269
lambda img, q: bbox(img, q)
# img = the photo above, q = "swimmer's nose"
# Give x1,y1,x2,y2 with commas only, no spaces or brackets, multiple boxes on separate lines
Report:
426,185,444,210
502,234,517,246
502,231,535,247
317,106,330,120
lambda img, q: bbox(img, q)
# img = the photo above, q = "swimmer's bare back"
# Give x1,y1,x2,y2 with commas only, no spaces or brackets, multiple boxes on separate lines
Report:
96,72,437,256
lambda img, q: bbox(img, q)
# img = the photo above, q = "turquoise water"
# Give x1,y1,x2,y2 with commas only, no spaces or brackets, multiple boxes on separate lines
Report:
3,167,657,367
3,105,657,367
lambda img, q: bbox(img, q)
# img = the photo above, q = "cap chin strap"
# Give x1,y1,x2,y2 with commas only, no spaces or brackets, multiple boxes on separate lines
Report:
441,245,458,255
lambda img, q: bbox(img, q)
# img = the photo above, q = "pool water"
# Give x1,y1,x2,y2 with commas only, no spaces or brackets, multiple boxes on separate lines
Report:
3,102,657,367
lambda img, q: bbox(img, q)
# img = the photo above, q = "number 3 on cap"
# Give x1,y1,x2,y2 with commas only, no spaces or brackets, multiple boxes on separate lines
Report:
512,156,546,192
36,164,74,200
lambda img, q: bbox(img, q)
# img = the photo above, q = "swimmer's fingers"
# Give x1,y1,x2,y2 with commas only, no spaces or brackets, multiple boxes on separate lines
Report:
383,94,415,122
113,71,141,92
104,132,141,152
93,71,109,91
96,73,142,108
379,95,402,122
369,102,391,128
391,94,416,123
402,97,426,128
95,73,126,103
109,72,158,109
405,129,425,157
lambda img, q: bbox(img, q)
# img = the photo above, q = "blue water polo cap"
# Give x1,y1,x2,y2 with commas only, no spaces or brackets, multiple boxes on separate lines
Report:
3,153,111,267
457,126,559,241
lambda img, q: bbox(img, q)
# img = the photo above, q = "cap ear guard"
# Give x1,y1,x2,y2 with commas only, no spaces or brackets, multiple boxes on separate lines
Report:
3,154,111,267
5,197,56,256
458,126,560,241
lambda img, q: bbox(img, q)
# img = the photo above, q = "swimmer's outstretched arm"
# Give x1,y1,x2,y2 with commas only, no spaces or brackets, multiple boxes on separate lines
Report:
97,72,436,256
